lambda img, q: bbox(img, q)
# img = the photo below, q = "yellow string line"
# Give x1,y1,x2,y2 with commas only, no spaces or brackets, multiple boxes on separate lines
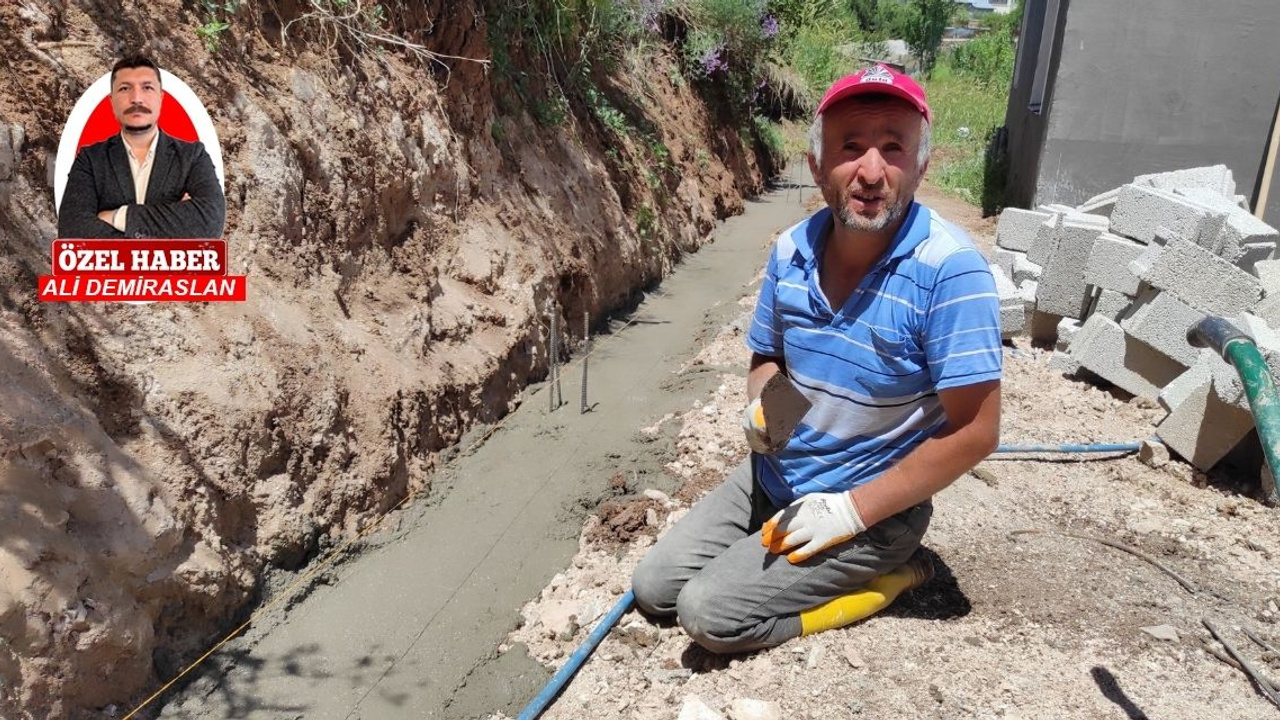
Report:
122,484,422,719
123,312,639,718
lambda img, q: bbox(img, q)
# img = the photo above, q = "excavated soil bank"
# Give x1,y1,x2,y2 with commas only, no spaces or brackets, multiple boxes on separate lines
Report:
0,2,780,716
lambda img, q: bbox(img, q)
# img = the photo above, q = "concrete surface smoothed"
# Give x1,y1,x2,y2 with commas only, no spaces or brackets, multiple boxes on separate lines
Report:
156,184,812,718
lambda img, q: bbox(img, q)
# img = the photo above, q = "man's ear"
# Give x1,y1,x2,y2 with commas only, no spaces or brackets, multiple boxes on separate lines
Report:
807,152,820,187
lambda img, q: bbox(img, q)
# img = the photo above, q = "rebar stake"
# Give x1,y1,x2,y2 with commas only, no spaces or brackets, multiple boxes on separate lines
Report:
581,311,590,414
548,301,559,412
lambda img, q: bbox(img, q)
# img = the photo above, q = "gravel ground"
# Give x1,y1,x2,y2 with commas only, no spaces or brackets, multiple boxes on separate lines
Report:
500,290,1280,720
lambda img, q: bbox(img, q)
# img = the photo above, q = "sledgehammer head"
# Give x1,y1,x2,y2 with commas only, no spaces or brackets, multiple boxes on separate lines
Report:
760,374,813,454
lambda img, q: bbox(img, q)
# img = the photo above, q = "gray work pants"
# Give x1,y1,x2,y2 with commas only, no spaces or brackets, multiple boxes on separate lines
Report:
631,459,931,653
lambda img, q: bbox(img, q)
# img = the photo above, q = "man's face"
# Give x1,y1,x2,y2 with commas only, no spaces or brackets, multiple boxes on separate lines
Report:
809,97,927,233
110,66,162,135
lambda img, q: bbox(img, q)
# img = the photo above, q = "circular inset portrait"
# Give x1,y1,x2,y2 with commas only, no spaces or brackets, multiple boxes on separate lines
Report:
55,55,226,239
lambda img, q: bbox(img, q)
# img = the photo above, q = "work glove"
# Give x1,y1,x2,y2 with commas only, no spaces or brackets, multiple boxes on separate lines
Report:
761,491,867,564
742,397,772,454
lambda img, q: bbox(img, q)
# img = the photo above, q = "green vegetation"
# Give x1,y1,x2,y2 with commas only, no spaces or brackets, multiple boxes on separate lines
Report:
196,0,241,52
901,0,956,75
222,0,1017,213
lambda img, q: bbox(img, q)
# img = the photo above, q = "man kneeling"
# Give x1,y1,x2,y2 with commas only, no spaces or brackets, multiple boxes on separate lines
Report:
631,66,1002,653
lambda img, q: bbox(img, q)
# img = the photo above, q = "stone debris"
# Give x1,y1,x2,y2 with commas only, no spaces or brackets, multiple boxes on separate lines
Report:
1140,624,1181,642
678,694,727,720
728,698,782,720
994,165,1280,471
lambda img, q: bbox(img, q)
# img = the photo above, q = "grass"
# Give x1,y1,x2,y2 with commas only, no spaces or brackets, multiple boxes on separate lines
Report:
920,57,1011,210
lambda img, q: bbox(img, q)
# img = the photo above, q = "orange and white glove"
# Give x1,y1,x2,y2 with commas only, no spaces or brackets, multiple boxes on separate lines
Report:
742,397,771,454
761,491,866,563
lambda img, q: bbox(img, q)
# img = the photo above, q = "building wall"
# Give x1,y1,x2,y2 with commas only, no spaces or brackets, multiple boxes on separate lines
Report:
1024,0,1280,218
1003,0,1069,208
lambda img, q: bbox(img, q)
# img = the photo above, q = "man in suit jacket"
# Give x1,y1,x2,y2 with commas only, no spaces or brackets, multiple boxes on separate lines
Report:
57,54,225,239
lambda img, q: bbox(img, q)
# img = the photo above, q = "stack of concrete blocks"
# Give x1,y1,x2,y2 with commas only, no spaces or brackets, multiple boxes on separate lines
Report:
991,164,1280,472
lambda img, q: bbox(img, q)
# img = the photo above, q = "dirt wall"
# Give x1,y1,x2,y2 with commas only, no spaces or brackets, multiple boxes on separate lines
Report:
0,2,768,716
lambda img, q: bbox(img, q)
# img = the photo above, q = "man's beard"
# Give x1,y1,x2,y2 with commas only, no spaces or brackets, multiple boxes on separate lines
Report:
835,186,909,232
122,108,154,134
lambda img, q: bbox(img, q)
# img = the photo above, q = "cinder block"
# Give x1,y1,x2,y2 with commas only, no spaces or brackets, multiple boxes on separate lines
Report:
1085,233,1146,295
1000,305,1026,338
1027,215,1058,266
1137,235,1262,315
1109,184,1226,246
1135,164,1236,198
1047,350,1082,375
1175,187,1280,264
996,208,1053,252
1056,317,1083,351
1120,289,1205,367
1014,254,1043,284
993,248,1019,281
1254,293,1280,328
1236,244,1277,276
1031,310,1063,344
1092,289,1133,321
993,265,1027,339
1159,354,1214,411
1036,218,1103,319
1066,212,1111,230
1254,260,1280,294
1036,203,1076,215
1077,187,1120,217
1156,375,1254,471
1070,315,1184,400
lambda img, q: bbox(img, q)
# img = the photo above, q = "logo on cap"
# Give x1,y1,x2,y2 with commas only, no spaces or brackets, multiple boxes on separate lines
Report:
861,66,895,85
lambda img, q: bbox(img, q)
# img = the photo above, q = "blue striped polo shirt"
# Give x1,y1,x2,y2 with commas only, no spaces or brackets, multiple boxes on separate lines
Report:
747,202,1002,506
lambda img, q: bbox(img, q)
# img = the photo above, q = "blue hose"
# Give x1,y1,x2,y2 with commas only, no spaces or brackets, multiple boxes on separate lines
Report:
517,590,636,720
994,442,1142,453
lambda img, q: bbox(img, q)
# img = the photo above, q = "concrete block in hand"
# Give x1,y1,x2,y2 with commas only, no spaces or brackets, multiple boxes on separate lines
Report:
1110,184,1227,246
1134,164,1236,198
1085,232,1146,295
1157,373,1254,471
1120,289,1205,367
1036,218,1103,319
1071,315,1184,400
1136,235,1262,316
996,208,1053,253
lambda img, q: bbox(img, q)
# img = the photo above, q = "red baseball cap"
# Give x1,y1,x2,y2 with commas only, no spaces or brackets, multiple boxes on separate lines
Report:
815,64,932,124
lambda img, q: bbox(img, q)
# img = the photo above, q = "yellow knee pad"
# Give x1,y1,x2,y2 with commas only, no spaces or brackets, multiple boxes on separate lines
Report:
799,552,933,636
